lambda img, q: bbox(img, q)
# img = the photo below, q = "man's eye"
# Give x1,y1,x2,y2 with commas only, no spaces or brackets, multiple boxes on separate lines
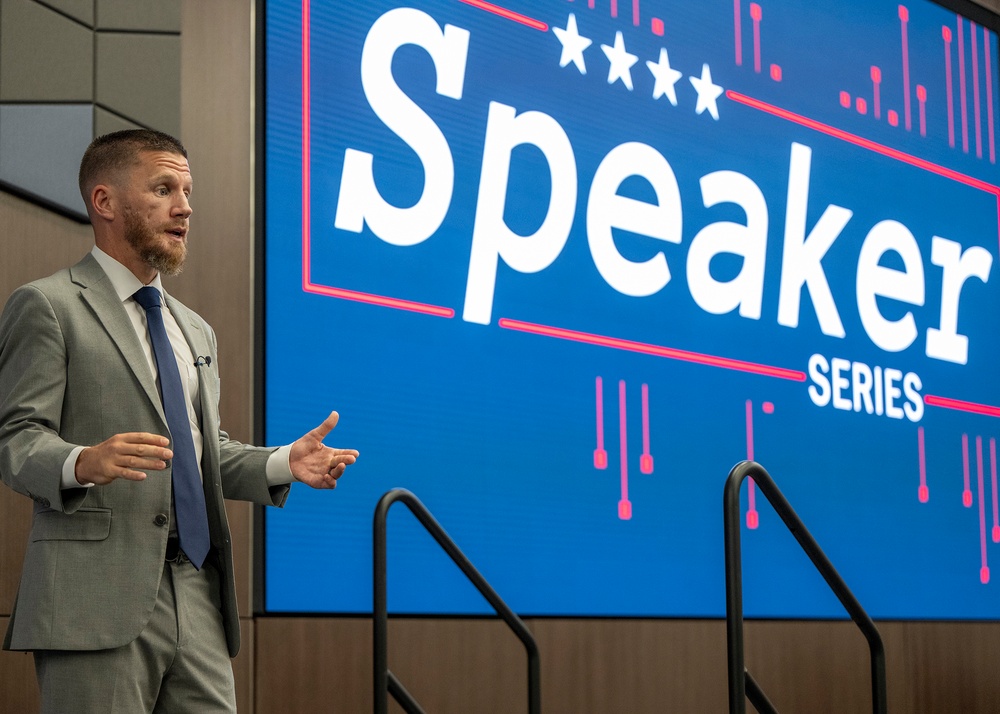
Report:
156,186,169,196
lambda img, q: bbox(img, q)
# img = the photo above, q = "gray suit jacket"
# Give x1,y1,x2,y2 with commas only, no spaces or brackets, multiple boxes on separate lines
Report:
0,253,288,656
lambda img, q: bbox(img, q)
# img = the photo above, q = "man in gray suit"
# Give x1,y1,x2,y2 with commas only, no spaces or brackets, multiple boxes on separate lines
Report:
0,129,358,712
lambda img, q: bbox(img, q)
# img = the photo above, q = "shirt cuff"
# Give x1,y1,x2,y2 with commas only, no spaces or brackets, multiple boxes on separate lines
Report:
61,446,95,489
266,445,294,486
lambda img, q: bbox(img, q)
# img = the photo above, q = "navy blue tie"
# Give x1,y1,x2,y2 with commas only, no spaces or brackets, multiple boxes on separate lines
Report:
134,286,211,570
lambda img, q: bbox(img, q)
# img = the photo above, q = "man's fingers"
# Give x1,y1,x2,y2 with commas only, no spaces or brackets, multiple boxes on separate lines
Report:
116,436,172,464
117,468,149,482
126,455,169,471
76,431,176,485
119,432,171,447
308,411,340,442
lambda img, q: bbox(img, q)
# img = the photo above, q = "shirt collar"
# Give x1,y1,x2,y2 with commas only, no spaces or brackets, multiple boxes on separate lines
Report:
91,246,165,304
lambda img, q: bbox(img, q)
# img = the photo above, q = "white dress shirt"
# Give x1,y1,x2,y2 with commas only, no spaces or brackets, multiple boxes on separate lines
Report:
61,246,292,489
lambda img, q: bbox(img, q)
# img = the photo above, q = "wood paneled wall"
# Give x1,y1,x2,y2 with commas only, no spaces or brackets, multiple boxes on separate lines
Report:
4,1,1000,713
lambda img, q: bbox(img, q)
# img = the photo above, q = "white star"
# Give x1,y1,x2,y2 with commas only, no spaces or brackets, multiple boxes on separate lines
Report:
646,48,682,105
601,31,638,91
689,63,724,120
553,14,591,74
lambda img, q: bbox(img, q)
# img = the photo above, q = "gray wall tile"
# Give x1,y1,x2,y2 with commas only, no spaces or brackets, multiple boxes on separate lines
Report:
0,0,93,101
95,32,180,135
96,0,179,32
93,105,142,137
0,103,91,217
36,0,95,27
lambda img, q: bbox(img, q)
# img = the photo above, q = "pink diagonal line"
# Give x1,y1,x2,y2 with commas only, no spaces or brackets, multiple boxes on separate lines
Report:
925,394,1000,418
963,433,973,507
960,17,969,153
977,436,989,583
302,0,311,294
918,426,929,502
302,284,455,317
945,27,955,148
497,318,806,381
745,399,759,529
730,89,1000,254
734,0,742,66
986,27,996,163
991,438,999,542
972,23,983,158
618,380,632,520
726,90,1000,196
594,376,607,469
900,6,912,130
456,0,548,31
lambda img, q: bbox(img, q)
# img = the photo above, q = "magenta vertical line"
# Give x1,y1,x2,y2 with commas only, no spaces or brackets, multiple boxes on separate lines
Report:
872,67,882,119
639,384,653,474
991,438,999,542
751,5,761,73
963,433,973,507
918,426,928,502
618,380,631,519
985,27,996,163
972,24,983,158
641,383,650,456
918,86,927,136
594,376,607,469
610,0,617,18
596,377,604,450
945,27,956,147
900,6,912,130
633,0,639,26
301,0,311,292
745,399,758,529
977,436,989,583
960,17,970,152
734,0,742,66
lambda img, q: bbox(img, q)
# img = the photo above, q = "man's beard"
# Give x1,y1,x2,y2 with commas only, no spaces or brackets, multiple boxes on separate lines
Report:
123,208,187,276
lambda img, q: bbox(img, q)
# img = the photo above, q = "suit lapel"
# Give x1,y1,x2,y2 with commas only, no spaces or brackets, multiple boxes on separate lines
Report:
71,254,165,423
165,294,210,370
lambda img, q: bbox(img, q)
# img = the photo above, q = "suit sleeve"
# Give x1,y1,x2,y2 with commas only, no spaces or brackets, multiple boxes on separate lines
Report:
0,286,88,513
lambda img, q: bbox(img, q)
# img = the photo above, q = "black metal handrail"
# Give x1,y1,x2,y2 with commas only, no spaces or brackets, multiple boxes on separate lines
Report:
373,488,541,714
724,460,887,714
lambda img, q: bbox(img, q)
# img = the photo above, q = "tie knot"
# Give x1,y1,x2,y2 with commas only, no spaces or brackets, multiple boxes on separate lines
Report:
133,286,162,312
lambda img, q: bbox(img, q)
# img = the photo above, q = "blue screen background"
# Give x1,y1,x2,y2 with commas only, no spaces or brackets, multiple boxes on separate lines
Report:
264,0,1000,618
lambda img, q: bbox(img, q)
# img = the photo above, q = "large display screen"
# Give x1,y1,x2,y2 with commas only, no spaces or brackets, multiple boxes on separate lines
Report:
263,0,1000,618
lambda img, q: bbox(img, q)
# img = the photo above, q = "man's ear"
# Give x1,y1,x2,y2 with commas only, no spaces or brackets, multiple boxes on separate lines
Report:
90,184,116,222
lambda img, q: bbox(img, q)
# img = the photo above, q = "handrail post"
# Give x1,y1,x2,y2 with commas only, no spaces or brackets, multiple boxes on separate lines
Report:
373,495,389,714
723,467,746,714
373,488,540,714
724,460,888,714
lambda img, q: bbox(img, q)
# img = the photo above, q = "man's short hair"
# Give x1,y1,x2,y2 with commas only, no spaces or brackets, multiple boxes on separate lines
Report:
78,129,188,205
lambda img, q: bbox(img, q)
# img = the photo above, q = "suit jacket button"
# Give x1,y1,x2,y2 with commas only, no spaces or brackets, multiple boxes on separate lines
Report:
153,513,168,527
